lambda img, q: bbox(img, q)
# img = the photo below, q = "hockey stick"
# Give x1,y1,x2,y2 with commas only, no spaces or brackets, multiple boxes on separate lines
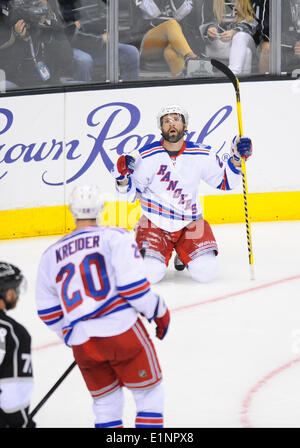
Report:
210,59,255,280
28,360,77,422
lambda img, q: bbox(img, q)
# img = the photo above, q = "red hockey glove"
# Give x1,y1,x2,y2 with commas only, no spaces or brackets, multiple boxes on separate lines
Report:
147,294,170,340
154,308,170,340
111,154,135,181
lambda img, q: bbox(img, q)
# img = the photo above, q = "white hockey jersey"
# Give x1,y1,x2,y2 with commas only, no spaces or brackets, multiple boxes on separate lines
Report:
36,226,163,346
116,140,242,232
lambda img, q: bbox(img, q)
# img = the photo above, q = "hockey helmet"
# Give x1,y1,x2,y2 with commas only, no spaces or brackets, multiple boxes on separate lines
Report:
0,262,25,297
68,184,105,220
157,104,189,129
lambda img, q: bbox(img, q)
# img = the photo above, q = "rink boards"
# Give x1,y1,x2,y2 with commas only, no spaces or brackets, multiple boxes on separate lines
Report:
0,79,299,239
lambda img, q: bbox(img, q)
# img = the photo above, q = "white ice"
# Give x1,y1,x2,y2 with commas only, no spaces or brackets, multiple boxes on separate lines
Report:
1,221,300,428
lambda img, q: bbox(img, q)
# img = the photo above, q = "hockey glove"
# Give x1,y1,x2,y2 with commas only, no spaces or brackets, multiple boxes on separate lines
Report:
111,154,135,181
154,308,170,340
231,136,252,163
150,295,170,340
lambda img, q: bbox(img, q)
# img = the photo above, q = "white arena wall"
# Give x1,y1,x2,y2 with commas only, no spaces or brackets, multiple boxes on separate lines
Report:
0,78,299,239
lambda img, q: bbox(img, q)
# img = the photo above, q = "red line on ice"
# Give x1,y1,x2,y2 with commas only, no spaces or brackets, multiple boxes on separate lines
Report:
171,273,300,313
33,274,300,352
240,357,300,428
33,340,62,351
32,273,300,427
170,273,300,428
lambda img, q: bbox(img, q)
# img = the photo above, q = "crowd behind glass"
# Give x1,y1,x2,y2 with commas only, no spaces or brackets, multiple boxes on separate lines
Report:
0,0,300,92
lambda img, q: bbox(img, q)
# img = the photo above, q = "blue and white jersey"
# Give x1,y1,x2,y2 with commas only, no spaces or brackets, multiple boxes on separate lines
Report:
117,140,241,232
36,226,161,346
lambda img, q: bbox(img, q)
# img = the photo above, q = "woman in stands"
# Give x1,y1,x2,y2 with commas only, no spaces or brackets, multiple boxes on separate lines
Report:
134,0,200,76
198,0,258,75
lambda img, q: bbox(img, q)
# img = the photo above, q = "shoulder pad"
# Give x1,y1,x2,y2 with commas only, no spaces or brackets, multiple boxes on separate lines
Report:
108,226,130,235
139,140,163,155
185,141,212,151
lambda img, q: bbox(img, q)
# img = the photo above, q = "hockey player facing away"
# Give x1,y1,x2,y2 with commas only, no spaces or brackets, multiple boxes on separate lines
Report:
112,104,252,284
0,262,35,428
36,185,170,428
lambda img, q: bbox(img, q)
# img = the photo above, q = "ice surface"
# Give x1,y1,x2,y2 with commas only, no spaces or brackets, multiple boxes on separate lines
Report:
1,221,300,428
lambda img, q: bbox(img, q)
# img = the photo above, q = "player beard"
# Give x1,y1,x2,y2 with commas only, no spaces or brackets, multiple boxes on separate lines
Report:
161,128,185,143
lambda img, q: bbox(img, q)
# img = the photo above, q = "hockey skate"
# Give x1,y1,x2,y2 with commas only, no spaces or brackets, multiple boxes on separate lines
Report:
174,254,185,271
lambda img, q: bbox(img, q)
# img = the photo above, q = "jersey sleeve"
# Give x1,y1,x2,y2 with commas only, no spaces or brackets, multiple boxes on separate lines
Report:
200,149,242,191
0,316,34,428
0,318,32,379
109,229,162,321
35,252,65,341
115,155,151,202
0,328,6,367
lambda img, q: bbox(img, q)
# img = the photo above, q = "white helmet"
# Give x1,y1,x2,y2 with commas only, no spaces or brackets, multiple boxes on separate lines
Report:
68,185,105,220
157,104,189,129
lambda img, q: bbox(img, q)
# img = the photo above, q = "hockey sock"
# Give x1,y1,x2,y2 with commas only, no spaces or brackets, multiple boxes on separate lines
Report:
95,419,123,428
135,412,163,428
187,251,217,283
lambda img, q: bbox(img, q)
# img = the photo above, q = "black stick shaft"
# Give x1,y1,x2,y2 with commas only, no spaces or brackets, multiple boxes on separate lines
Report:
29,361,77,420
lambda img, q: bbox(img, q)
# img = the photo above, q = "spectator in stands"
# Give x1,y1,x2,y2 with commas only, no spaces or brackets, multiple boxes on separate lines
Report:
198,0,258,76
254,0,300,74
133,0,200,77
251,0,269,73
0,0,75,89
59,0,140,82
0,2,19,89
